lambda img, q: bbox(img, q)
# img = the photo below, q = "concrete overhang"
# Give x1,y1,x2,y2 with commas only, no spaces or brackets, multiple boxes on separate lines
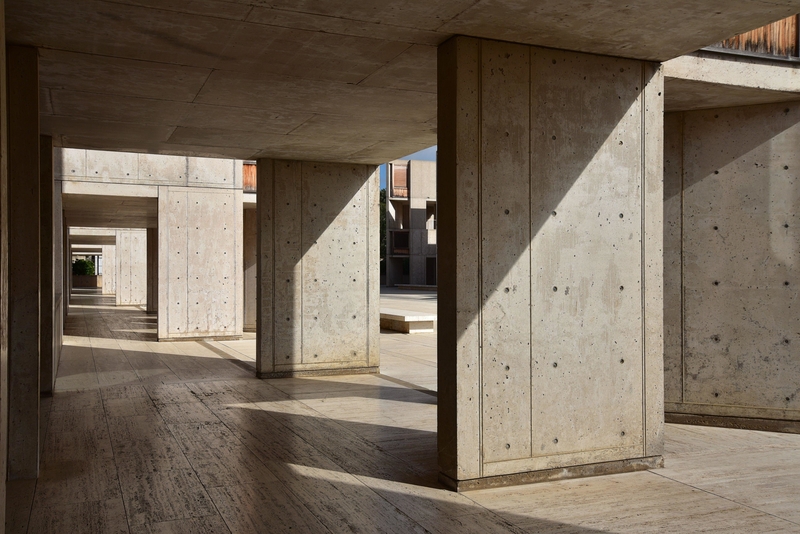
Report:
664,50,800,111
62,193,157,229
71,246,103,254
7,0,799,163
69,235,116,246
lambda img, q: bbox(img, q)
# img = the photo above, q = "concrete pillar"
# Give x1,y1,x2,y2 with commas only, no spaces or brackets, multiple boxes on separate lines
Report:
53,182,63,385
7,44,40,479
664,102,800,433
146,227,158,314
157,184,243,340
115,229,147,306
437,36,664,490
0,14,8,525
101,244,116,295
40,135,54,395
243,208,257,332
256,159,379,378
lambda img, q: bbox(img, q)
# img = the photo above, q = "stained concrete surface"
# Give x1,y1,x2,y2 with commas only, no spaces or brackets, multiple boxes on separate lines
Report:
6,288,800,532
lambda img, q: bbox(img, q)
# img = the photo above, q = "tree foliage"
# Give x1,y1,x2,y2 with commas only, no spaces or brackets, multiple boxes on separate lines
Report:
72,258,95,276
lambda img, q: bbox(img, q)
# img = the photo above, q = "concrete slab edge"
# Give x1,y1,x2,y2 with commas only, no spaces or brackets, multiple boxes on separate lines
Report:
665,412,800,434
439,456,664,492
157,335,243,342
258,366,380,379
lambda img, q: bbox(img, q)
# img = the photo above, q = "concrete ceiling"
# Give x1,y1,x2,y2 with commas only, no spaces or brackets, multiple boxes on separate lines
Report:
62,193,157,229
7,0,800,163
665,78,800,112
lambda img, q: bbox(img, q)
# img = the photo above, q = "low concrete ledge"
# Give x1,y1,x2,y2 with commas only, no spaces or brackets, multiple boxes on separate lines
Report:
440,456,664,492
258,366,379,379
380,308,436,333
666,412,800,434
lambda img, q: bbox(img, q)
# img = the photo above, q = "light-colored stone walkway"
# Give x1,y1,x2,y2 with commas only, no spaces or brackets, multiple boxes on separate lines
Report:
8,288,800,532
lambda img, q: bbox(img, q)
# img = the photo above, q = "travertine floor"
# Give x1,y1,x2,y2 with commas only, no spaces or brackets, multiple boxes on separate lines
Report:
8,288,800,532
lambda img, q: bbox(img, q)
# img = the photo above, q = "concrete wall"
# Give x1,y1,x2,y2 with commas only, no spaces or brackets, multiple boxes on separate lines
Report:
146,227,157,314
158,186,243,340
256,159,379,378
115,229,147,306
437,37,664,487
664,102,800,430
101,244,116,295
243,208,257,332
58,149,241,190
0,10,9,521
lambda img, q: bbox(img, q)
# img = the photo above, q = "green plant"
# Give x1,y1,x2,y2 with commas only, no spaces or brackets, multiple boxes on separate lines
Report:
72,258,95,276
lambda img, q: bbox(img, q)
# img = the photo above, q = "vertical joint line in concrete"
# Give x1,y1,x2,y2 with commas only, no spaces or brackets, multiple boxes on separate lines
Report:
365,167,370,363
527,44,534,460
299,162,304,365
640,62,647,454
679,112,685,404
271,161,277,373
477,39,485,478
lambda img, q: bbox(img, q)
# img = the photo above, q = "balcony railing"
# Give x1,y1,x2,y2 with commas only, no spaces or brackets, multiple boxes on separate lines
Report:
392,186,408,198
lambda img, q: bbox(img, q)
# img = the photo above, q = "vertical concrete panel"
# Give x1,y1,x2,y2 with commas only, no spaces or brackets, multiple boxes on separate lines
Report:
146,227,158,314
101,245,116,295
52,181,63,382
159,185,241,340
243,208,257,331
115,229,147,306
257,159,378,377
438,36,483,480
438,36,663,487
301,163,369,366
273,161,302,366
366,168,380,367
7,44,40,479
256,159,274,375
0,10,9,522
40,135,54,395
479,40,532,464
529,48,645,466
642,64,665,456
663,114,684,406
667,102,800,426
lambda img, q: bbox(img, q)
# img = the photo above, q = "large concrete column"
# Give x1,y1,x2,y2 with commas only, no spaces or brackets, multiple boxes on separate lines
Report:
157,183,243,340
437,37,664,490
256,159,379,378
39,135,54,395
664,102,800,432
243,208,257,332
101,244,116,295
146,227,158,314
0,15,9,525
115,229,147,306
53,182,63,387
7,44,40,479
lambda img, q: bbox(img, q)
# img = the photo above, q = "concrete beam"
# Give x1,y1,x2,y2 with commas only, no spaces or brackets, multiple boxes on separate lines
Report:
7,44,40,480
437,36,664,489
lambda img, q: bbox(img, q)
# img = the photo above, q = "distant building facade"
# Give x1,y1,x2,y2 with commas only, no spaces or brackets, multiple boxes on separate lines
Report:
385,160,437,287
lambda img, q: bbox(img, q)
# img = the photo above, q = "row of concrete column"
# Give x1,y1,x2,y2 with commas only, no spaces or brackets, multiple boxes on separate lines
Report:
2,36,798,514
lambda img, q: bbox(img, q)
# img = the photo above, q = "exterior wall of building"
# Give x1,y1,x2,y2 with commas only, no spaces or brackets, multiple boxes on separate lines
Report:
664,102,800,429
438,37,664,487
101,245,116,295
386,159,437,287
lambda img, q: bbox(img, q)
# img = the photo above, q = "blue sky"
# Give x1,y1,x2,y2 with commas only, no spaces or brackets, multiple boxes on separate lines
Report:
379,145,436,189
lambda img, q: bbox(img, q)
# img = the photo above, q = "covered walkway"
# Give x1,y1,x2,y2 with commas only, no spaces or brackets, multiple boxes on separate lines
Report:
7,290,800,532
